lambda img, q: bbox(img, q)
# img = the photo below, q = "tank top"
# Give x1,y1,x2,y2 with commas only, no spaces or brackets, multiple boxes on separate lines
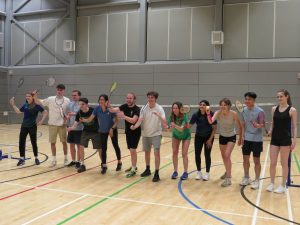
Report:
218,112,236,137
272,106,291,140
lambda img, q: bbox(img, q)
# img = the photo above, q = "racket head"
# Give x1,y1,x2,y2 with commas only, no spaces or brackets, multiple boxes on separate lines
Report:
180,105,191,114
46,77,56,87
235,100,244,113
17,77,25,88
205,106,210,112
109,82,118,95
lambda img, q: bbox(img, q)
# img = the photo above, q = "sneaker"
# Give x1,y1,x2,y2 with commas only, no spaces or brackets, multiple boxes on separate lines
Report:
49,160,57,167
221,178,232,187
202,173,210,181
180,172,188,180
251,179,259,190
35,158,40,165
195,171,202,180
220,172,226,180
75,162,81,169
64,159,69,166
266,183,274,192
274,185,286,194
67,161,76,167
116,162,122,171
101,166,107,174
152,173,160,182
77,164,86,173
126,169,136,178
240,177,252,186
17,159,25,166
125,167,138,173
140,169,151,177
171,171,178,179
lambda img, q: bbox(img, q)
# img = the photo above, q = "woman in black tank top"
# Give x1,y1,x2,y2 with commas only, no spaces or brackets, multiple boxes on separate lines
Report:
266,90,297,194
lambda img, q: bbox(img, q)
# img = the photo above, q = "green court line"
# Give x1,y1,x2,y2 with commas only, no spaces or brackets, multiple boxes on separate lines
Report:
293,153,300,173
57,150,193,225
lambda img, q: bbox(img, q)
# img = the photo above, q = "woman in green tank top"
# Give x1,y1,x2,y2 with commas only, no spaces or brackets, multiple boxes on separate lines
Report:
166,102,191,180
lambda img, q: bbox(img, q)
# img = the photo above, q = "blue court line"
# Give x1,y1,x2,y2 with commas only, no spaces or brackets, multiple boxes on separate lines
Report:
178,170,234,225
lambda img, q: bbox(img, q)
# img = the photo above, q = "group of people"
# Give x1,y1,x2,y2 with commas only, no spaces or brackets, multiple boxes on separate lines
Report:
9,84,297,194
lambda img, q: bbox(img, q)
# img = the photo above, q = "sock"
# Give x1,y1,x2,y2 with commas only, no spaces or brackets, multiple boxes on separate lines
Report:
132,166,136,170
20,157,25,160
64,155,68,160
52,156,56,161
146,165,150,170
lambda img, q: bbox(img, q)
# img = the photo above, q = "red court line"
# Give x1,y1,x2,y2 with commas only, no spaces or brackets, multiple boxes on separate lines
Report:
0,151,139,201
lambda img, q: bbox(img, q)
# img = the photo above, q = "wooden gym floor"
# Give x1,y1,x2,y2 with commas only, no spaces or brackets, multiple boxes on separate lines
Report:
0,124,299,225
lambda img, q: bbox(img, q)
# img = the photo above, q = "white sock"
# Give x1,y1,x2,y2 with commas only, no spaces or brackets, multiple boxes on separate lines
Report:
21,157,25,160
64,155,68,160
132,166,136,170
52,156,56,161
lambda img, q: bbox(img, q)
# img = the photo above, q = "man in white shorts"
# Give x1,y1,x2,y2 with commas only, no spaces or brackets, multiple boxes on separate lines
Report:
131,91,166,182
35,84,70,167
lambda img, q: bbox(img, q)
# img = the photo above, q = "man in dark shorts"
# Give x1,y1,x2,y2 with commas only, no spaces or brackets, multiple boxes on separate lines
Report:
66,90,83,168
67,98,100,173
240,92,265,189
109,92,141,177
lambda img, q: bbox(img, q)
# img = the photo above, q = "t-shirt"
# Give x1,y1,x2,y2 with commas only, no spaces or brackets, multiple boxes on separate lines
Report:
168,114,191,140
42,96,70,126
189,111,217,137
140,103,165,137
20,103,44,127
67,101,83,131
119,104,141,133
241,106,265,142
75,107,98,132
217,111,236,137
92,106,116,133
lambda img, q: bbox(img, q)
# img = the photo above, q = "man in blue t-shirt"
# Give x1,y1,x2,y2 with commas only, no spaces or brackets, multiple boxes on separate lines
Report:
240,92,265,190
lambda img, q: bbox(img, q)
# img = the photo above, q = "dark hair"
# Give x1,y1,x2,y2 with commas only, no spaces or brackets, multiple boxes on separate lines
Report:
171,102,184,124
244,92,257,99
197,100,210,117
147,91,159,99
219,98,232,107
278,89,292,106
98,94,108,102
72,90,82,96
56,84,66,90
79,97,88,104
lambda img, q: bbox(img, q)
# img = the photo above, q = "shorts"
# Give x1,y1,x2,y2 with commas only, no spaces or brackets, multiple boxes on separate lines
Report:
67,130,82,144
49,125,67,143
242,140,263,157
270,138,292,147
80,130,101,149
219,135,236,145
142,135,162,151
126,130,141,149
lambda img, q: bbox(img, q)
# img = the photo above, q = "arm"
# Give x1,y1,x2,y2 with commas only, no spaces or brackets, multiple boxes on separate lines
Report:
37,110,48,125
233,111,244,146
81,114,95,123
67,121,79,132
290,107,298,151
207,110,219,124
9,97,22,114
206,124,217,149
268,106,276,136
130,116,143,130
152,110,167,128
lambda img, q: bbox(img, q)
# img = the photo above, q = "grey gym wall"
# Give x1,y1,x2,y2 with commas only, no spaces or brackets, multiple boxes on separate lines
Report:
0,70,8,123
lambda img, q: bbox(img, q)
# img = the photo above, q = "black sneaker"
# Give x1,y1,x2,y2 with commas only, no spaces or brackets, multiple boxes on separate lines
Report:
77,164,86,173
35,158,40,165
75,162,81,169
116,162,122,171
101,166,107,174
67,161,76,167
152,174,160,182
140,169,151,177
17,159,25,166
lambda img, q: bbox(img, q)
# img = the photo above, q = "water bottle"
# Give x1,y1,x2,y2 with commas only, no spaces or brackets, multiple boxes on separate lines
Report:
7,147,11,159
0,149,2,160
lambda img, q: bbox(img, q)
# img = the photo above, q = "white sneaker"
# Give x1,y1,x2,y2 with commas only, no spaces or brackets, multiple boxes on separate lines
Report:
202,173,210,181
274,185,286,194
221,178,232,187
195,171,202,180
240,177,252,186
64,159,69,166
266,183,274,192
49,160,57,167
251,179,259,190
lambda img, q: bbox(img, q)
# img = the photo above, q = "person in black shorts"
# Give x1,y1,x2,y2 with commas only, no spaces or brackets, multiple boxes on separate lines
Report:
266,90,297,194
109,92,141,177
67,98,101,173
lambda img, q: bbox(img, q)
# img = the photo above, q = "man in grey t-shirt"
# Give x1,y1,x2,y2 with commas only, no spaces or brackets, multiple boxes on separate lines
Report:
240,92,265,189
